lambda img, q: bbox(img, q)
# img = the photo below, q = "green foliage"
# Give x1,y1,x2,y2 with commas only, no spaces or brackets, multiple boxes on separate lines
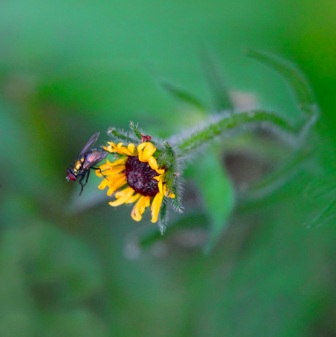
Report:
0,1,335,336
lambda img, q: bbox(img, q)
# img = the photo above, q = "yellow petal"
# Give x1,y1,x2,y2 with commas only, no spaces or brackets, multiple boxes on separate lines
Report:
95,160,114,175
109,157,127,166
137,142,156,162
125,193,141,204
127,143,137,155
147,156,159,170
120,143,136,156
109,187,135,206
147,156,165,174
98,165,125,178
106,176,127,196
98,178,109,191
113,143,126,155
151,191,164,223
153,177,175,199
108,165,126,175
117,143,130,155
155,176,164,193
131,196,151,221
104,142,118,153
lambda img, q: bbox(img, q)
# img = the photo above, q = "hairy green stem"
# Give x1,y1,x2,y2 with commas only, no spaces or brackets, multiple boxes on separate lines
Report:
176,110,296,155
108,128,138,143
129,121,143,140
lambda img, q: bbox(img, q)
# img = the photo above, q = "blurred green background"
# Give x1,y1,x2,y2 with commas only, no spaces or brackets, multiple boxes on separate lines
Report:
1,1,336,336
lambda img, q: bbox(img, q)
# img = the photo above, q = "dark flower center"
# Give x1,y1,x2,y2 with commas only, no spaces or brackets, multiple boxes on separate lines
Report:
125,156,159,197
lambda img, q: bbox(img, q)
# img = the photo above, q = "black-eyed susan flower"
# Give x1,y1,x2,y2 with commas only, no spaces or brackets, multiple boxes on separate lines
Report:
67,52,318,249
96,141,175,224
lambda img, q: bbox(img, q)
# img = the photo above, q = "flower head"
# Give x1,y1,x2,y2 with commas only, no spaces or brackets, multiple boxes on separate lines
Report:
96,141,175,223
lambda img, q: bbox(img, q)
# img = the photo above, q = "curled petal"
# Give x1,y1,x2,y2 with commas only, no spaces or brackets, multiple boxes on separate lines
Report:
106,176,127,196
109,157,128,166
155,175,164,193
108,165,126,175
120,143,136,156
96,159,115,173
127,143,137,155
109,187,135,206
125,193,141,204
167,192,175,198
138,142,156,162
104,142,119,153
147,156,159,171
151,191,164,223
131,196,151,221
98,178,110,191
96,160,126,178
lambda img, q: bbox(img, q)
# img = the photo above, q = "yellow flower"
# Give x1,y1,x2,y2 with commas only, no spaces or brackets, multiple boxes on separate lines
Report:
96,141,175,223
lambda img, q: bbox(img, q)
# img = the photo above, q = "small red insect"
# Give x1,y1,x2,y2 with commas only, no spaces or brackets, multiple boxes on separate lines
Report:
141,134,152,142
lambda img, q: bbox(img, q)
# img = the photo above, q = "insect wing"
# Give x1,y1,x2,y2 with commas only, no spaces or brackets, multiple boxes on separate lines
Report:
79,132,100,156
82,150,108,170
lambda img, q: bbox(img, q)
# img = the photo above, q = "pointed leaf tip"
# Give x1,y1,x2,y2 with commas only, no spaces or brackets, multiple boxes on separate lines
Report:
161,81,206,111
202,50,234,113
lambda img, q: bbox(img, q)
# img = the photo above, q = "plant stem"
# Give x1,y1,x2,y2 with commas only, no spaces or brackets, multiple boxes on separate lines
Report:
176,110,296,155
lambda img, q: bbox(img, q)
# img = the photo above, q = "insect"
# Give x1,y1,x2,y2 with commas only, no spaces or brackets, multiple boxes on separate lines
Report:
66,132,108,195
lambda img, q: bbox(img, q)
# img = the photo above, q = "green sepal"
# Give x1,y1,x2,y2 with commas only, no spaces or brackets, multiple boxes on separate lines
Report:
163,141,183,212
129,121,143,140
107,127,138,144
158,200,168,235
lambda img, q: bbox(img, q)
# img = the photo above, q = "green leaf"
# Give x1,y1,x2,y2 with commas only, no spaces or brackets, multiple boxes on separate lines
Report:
161,81,206,111
202,50,234,112
193,147,235,252
247,49,319,133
